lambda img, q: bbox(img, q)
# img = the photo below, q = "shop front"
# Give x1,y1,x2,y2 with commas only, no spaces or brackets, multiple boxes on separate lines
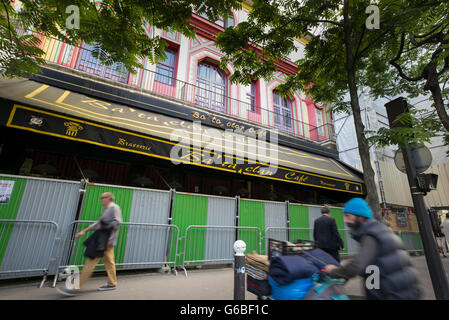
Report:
0,71,365,205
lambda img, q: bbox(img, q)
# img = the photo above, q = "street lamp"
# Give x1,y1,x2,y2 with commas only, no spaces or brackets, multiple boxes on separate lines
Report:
385,97,449,300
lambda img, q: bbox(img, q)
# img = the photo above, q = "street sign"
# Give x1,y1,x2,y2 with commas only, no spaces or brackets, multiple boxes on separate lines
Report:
394,145,432,174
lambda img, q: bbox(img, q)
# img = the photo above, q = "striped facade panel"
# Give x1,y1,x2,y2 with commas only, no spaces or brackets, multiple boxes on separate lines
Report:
0,176,27,269
330,208,348,255
264,202,288,249
203,197,236,264
123,189,172,269
170,193,208,265
238,200,264,254
288,204,311,242
0,177,79,278
308,206,322,230
345,230,359,255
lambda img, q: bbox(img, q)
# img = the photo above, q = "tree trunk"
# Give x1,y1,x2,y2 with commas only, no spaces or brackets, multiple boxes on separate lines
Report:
424,62,449,132
343,0,382,221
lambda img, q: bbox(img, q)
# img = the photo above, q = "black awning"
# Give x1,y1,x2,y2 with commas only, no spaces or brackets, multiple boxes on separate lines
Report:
0,78,365,195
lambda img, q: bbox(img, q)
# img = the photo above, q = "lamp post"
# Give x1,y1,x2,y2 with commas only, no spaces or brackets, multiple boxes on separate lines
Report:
385,97,449,300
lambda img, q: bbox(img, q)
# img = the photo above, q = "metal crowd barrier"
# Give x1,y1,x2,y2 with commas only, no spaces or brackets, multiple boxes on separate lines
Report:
0,219,59,288
263,227,359,257
397,231,424,255
54,220,181,287
338,229,359,257
264,227,312,255
180,225,262,277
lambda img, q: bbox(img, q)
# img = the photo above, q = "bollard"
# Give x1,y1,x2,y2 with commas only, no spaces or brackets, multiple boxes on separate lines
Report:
233,240,246,300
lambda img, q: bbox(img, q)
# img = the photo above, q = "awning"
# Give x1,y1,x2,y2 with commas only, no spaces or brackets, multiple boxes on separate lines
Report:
0,77,365,195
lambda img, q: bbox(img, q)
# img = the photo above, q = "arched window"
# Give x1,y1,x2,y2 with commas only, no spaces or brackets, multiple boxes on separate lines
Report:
196,62,227,113
273,91,293,133
76,43,129,84
315,107,325,136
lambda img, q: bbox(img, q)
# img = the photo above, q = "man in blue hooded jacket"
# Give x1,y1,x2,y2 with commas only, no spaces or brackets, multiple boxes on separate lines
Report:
324,198,421,300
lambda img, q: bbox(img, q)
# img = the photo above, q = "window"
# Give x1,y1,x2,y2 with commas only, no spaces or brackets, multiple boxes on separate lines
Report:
273,91,293,133
155,49,177,86
247,81,257,112
197,5,235,29
76,43,129,83
196,62,226,113
215,16,235,29
315,108,325,136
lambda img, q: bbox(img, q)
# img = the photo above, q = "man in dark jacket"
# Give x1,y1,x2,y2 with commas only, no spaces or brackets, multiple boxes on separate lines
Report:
324,198,421,300
313,205,344,262
429,208,447,257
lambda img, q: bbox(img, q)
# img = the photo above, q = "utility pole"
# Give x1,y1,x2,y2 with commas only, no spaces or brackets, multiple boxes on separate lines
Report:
385,97,449,300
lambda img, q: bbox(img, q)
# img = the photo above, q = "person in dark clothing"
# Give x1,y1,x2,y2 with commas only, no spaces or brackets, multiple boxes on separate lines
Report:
313,205,344,262
429,208,447,257
324,198,421,300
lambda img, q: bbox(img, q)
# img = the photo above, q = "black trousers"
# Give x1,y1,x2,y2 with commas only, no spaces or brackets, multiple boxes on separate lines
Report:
321,248,341,263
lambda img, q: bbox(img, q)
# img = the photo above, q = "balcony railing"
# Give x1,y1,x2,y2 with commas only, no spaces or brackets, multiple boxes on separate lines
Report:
29,34,335,144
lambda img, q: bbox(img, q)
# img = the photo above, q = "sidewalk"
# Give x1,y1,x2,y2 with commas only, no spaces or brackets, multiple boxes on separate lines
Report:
0,255,446,300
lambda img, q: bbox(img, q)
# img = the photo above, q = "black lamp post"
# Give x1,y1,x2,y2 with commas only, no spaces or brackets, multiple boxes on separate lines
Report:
385,97,449,300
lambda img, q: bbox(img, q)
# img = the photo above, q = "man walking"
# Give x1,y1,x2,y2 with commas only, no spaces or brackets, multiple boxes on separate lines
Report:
429,209,447,257
57,192,122,296
313,205,344,262
324,198,421,300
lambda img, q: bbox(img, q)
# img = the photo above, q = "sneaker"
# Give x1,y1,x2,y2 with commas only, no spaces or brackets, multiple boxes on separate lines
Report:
56,286,80,297
98,284,116,291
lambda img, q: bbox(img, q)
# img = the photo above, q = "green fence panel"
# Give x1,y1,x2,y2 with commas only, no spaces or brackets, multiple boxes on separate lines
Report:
238,200,265,254
0,177,27,265
413,233,424,251
170,193,208,266
71,184,133,271
330,208,348,255
288,204,310,242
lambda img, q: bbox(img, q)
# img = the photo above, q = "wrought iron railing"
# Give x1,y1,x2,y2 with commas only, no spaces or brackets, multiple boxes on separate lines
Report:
25,32,335,143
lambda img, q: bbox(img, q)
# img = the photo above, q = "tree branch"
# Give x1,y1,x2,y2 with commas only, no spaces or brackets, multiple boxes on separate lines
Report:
389,32,422,82
1,0,13,43
410,31,443,47
294,17,343,27
437,55,449,76
354,22,366,59
356,29,390,59
413,22,443,39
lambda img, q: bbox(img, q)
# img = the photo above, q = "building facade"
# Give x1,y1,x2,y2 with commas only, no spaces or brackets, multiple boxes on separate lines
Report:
0,4,365,206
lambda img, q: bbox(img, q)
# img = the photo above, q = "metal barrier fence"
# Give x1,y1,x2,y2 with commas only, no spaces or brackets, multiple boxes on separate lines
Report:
181,225,262,277
54,220,180,287
0,219,59,288
397,231,424,254
264,227,359,257
339,229,359,257
264,227,312,255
